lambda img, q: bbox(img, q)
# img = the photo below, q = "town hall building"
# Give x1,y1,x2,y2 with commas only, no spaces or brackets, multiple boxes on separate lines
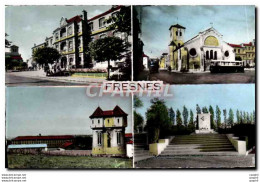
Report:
89,105,128,156
168,24,235,72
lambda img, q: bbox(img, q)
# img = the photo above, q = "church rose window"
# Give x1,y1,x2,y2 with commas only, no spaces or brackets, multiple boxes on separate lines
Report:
224,51,229,57
189,48,197,56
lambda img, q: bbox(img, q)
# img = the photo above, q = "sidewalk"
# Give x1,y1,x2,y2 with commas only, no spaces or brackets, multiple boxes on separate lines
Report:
6,70,106,84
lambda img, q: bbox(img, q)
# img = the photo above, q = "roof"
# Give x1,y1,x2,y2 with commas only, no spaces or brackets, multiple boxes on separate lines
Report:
243,42,252,46
169,24,186,30
90,105,128,118
8,144,47,149
88,6,122,21
60,142,73,149
66,15,82,23
228,43,242,48
11,56,22,60
125,133,132,138
13,135,75,141
169,40,177,46
142,53,149,58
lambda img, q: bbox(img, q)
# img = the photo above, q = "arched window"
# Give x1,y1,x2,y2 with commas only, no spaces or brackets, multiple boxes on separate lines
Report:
180,31,182,36
214,51,217,60
176,31,178,36
206,51,209,59
210,50,213,59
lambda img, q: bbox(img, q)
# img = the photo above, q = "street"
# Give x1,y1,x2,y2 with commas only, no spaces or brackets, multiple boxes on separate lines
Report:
5,74,86,86
139,70,255,84
135,154,255,168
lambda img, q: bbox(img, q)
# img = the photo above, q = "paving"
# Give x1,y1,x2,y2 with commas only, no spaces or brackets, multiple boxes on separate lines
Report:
5,70,106,86
138,70,255,84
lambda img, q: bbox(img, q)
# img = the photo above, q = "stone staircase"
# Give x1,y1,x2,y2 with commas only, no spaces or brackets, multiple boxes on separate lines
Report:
134,133,153,163
160,134,238,156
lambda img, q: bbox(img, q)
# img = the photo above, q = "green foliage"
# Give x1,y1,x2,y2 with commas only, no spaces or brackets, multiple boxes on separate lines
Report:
168,107,175,125
5,33,12,48
176,109,182,127
188,110,195,132
202,106,208,113
33,47,61,67
182,106,189,127
146,98,171,143
228,108,234,126
216,105,221,128
196,104,201,114
89,37,129,78
134,111,144,131
209,105,216,130
223,109,227,128
134,95,143,108
236,109,240,124
106,6,131,36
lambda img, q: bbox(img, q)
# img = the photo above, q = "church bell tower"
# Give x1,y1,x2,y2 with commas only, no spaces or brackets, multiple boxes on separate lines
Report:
169,24,186,48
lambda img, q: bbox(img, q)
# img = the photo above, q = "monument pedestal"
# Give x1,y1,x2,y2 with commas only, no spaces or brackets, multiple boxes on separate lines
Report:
196,113,215,134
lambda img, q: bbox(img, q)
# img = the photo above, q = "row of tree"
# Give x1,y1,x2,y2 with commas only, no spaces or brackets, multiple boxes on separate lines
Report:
168,104,255,129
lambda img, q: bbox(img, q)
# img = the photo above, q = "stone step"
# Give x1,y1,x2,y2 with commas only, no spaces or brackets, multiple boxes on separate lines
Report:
134,155,153,163
171,142,231,145
159,151,239,157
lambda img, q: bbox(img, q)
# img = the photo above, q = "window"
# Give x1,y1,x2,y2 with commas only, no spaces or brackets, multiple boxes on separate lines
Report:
107,119,109,123
55,33,59,40
210,50,213,59
68,41,73,50
68,26,72,35
117,132,121,144
117,118,120,123
92,120,94,124
206,50,209,59
180,31,182,36
98,119,100,124
97,132,102,145
214,51,217,60
224,51,229,57
99,17,105,28
238,49,240,53
89,22,93,31
189,48,197,56
176,31,178,36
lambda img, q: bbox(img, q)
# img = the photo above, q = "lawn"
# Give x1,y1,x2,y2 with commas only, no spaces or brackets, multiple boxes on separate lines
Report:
7,154,132,169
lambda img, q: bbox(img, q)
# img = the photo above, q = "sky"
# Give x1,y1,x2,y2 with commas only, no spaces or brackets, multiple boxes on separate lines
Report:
6,87,132,139
135,5,255,58
5,5,112,61
136,84,255,123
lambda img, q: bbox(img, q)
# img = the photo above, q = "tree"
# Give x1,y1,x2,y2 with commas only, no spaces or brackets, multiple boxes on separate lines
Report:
209,105,216,130
5,33,12,48
176,109,182,127
216,105,221,128
253,110,255,124
146,98,171,143
202,106,208,113
240,111,243,124
106,6,131,37
228,109,234,126
134,95,143,108
223,109,227,128
250,112,254,124
168,107,175,125
134,111,144,132
182,106,189,127
236,109,240,124
196,104,201,114
243,111,247,124
246,112,250,124
89,37,129,79
33,47,61,68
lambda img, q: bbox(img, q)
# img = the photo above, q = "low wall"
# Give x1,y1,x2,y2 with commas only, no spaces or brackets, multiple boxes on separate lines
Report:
126,144,133,158
149,136,174,156
226,134,246,155
42,150,92,156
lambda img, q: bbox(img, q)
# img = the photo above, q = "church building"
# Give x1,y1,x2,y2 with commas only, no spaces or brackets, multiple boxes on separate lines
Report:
89,105,128,156
168,24,235,72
